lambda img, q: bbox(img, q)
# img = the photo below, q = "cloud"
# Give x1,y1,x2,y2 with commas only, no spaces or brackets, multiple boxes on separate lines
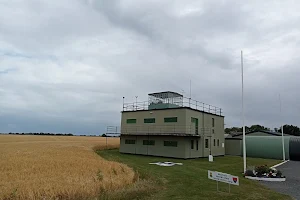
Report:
0,0,300,134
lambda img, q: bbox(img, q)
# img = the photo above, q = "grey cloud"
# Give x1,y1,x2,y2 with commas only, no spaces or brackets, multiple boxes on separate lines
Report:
0,0,300,134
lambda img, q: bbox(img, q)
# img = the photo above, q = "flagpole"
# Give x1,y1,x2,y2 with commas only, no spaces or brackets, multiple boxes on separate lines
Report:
241,50,247,173
279,94,286,160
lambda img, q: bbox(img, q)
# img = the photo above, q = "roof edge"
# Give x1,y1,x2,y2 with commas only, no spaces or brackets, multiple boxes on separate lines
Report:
122,106,224,117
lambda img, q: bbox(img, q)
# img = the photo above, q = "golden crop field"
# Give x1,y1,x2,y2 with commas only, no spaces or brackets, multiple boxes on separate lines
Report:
0,135,135,200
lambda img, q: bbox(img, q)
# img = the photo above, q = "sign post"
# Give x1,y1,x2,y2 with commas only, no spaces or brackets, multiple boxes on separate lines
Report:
208,170,239,193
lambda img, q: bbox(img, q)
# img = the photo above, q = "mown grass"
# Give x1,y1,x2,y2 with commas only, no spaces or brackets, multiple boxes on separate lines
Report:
97,149,292,200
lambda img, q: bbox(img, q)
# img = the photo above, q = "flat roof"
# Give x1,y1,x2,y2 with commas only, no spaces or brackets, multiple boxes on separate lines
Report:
122,106,224,117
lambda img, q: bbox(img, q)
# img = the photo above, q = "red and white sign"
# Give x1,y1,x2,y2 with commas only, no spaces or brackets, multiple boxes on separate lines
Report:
208,170,239,186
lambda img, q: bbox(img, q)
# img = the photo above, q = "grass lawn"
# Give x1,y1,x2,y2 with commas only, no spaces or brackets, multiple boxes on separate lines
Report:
97,149,291,200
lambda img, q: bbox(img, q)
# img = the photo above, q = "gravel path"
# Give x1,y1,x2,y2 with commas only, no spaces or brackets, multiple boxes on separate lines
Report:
260,161,300,200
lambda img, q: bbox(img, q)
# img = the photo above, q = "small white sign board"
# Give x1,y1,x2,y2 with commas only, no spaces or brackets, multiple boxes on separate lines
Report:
209,155,213,162
208,170,239,186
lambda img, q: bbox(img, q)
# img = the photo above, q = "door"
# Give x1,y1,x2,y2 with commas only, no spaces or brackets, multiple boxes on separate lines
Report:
191,117,199,135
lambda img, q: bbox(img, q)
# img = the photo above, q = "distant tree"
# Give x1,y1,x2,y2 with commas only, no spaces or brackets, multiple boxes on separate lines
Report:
225,127,242,134
225,124,272,134
248,124,269,132
102,134,107,137
278,124,300,136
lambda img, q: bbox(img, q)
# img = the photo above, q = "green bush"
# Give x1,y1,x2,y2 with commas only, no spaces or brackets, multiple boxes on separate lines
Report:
255,165,269,177
276,170,282,178
244,169,255,177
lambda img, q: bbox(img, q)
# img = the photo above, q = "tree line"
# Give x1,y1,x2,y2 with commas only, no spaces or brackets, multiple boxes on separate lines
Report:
1,132,115,137
6,132,74,136
225,124,300,136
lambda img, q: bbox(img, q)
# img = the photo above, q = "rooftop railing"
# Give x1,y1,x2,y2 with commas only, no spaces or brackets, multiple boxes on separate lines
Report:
123,96,223,116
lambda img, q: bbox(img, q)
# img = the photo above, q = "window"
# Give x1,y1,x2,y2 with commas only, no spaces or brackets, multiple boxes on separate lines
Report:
212,129,215,134
191,140,194,149
212,118,215,127
143,140,155,145
191,117,199,135
217,139,220,147
164,117,177,123
125,139,135,144
164,141,178,147
144,118,155,123
126,119,136,124
214,139,216,146
205,139,209,148
196,140,199,150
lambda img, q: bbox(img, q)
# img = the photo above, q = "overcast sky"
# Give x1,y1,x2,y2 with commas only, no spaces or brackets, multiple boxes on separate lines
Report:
0,0,300,134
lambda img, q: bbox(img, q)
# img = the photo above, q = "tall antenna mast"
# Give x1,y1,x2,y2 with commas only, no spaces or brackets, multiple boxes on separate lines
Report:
241,50,247,173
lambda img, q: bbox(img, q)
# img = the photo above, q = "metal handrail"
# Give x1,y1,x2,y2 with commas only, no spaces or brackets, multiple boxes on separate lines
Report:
121,125,212,135
123,97,223,116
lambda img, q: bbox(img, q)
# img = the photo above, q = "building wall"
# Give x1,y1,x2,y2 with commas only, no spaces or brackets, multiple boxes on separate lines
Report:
121,109,187,134
184,137,203,158
185,109,225,157
225,136,292,159
245,136,290,160
120,107,225,158
225,139,242,156
120,135,198,158
119,135,137,154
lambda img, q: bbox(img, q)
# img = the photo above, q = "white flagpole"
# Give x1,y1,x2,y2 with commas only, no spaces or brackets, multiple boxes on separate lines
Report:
279,94,286,160
241,50,247,173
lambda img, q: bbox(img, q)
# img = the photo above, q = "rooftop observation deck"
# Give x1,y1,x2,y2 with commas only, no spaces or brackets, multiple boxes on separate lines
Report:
122,91,223,116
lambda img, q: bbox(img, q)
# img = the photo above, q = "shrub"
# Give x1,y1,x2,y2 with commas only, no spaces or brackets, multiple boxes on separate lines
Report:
244,169,255,177
255,165,269,177
276,170,282,178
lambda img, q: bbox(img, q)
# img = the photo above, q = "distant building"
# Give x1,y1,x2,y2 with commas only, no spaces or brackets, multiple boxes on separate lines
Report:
119,91,225,159
225,130,300,160
227,130,291,139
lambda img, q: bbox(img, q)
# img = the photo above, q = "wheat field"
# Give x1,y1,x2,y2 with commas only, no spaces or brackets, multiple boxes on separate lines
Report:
0,135,135,200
